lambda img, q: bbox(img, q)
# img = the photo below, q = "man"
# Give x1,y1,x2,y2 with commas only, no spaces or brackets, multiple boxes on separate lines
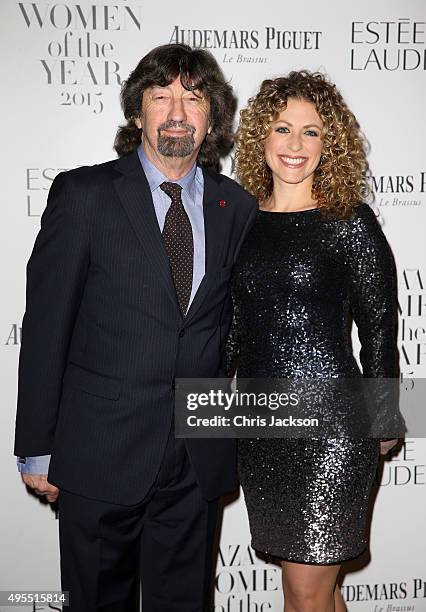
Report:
14,44,257,611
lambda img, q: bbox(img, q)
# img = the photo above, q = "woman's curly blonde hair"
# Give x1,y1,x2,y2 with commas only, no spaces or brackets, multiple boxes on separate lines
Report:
235,71,371,218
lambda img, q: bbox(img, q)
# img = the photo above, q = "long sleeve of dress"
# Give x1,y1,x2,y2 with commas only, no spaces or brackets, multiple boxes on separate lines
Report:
343,205,404,438
224,293,241,379
344,205,398,378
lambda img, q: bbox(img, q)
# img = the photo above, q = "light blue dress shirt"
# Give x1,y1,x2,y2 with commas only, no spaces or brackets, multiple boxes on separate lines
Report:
18,145,206,475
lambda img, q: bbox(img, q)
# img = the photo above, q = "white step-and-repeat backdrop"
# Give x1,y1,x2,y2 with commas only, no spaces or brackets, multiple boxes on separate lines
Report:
1,0,425,610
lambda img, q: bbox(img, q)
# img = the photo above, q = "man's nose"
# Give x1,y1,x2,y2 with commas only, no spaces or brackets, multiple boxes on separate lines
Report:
168,96,187,122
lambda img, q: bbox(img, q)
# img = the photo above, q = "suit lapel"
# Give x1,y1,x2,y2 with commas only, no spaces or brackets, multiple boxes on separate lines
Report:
185,168,231,324
112,151,181,317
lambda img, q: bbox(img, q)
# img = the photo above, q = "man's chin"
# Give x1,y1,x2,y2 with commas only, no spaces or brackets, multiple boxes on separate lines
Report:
157,135,195,158
161,150,194,159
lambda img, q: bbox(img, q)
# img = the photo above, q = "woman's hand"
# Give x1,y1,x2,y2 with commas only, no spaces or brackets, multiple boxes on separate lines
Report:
380,439,399,455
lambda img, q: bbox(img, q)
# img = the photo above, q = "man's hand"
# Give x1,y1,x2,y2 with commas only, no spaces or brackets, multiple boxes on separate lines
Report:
21,473,59,503
380,439,399,455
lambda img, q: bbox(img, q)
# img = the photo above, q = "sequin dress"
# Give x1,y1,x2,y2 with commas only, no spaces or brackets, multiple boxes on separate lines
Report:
226,204,397,564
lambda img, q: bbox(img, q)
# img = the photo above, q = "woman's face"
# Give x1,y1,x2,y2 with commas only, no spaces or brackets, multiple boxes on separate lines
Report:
264,97,323,189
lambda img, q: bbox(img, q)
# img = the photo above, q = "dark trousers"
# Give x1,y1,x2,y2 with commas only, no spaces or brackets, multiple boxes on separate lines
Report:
58,432,219,611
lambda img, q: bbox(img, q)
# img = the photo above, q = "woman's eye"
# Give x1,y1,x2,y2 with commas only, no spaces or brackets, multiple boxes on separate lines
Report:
276,127,289,133
306,130,319,137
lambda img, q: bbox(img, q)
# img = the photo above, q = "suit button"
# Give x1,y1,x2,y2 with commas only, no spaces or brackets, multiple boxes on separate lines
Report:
171,380,175,390
179,329,185,338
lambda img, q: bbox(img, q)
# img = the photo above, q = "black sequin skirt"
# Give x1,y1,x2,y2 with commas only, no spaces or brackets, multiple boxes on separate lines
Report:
238,437,379,564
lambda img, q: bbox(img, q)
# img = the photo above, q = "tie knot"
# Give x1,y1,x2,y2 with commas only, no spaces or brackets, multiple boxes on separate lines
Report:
160,181,182,202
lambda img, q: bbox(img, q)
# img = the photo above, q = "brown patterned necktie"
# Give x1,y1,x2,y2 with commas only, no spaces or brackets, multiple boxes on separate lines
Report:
160,181,194,315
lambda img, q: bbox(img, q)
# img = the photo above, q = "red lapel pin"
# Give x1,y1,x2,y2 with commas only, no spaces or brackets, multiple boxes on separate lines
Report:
219,200,227,208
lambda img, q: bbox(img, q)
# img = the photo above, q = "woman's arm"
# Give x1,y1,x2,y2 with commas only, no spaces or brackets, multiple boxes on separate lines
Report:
343,205,403,451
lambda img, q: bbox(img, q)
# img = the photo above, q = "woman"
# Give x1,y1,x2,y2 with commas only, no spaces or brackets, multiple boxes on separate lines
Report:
227,71,400,612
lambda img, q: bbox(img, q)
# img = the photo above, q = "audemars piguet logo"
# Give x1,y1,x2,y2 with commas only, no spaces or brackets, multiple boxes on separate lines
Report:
170,26,322,65
341,577,426,605
370,173,425,208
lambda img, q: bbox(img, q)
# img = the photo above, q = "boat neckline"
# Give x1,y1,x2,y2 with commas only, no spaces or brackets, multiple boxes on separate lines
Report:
258,207,320,215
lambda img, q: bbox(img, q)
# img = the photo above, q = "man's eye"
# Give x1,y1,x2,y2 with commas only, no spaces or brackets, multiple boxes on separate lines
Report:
152,92,170,100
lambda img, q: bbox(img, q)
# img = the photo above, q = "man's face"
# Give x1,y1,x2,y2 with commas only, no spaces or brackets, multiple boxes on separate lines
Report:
136,76,211,163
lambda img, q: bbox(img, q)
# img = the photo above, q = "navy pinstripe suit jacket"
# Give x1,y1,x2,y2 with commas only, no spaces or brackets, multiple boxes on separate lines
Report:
14,150,257,505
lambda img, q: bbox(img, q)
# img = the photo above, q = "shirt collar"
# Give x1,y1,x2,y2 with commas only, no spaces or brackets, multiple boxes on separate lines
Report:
137,145,198,201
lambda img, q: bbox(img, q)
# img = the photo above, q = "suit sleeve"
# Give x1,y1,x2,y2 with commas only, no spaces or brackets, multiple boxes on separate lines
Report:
14,172,91,456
